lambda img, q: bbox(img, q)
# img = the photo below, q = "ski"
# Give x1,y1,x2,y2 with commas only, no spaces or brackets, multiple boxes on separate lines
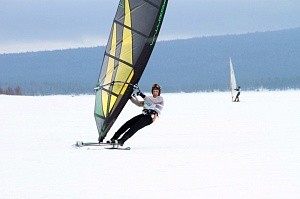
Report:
74,141,111,147
74,141,130,150
105,143,131,150
105,146,131,150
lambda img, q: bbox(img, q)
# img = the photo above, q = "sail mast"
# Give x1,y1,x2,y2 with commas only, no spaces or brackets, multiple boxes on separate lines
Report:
229,57,238,101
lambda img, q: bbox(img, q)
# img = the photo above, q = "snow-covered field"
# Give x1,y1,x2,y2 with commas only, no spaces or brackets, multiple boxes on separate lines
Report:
1,91,300,199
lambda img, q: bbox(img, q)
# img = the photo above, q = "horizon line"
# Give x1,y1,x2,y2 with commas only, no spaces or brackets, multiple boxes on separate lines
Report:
1,27,299,55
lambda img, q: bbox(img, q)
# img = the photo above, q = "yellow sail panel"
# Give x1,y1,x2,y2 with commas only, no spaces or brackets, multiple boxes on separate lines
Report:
121,0,133,65
109,95,117,112
102,23,117,117
104,22,117,85
113,64,134,94
121,70,134,94
112,0,133,95
101,91,109,117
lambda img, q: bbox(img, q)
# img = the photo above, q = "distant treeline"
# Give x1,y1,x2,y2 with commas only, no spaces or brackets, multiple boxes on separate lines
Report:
1,27,300,95
0,85,22,95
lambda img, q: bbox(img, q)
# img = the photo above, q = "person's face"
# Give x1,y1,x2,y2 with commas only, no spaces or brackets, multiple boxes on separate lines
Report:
152,89,159,97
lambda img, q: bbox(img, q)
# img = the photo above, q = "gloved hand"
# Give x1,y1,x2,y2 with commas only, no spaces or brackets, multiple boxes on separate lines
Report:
129,93,136,99
137,91,145,98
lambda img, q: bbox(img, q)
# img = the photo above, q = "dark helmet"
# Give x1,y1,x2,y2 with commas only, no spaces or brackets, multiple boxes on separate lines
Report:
152,83,161,96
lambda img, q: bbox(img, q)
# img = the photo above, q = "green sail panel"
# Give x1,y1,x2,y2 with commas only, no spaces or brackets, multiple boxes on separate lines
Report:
94,0,168,142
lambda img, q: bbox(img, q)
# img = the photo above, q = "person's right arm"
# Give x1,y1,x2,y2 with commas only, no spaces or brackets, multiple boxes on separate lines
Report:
130,97,144,107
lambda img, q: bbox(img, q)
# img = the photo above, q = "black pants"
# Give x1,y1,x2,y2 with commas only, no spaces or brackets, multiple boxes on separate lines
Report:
234,92,240,102
111,114,153,144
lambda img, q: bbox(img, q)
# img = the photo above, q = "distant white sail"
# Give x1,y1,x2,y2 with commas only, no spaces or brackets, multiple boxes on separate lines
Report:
229,57,239,101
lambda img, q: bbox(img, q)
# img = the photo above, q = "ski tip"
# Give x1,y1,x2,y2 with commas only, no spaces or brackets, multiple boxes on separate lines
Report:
75,141,84,147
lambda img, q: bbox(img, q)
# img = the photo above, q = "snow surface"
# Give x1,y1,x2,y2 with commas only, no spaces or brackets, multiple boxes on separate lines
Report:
1,91,300,199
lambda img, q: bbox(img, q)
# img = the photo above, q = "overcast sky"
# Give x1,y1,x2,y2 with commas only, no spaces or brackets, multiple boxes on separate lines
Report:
1,0,300,53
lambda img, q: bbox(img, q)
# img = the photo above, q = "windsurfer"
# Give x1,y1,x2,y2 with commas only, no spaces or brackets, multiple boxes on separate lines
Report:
107,84,164,146
234,86,241,102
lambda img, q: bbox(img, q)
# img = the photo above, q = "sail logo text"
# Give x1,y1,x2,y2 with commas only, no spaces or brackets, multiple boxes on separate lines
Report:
150,0,167,46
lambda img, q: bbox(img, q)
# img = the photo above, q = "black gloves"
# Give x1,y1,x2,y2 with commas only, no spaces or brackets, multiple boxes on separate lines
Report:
130,91,145,99
137,91,145,98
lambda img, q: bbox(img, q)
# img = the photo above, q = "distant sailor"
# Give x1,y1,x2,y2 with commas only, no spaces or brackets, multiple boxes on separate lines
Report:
234,86,241,102
107,84,164,146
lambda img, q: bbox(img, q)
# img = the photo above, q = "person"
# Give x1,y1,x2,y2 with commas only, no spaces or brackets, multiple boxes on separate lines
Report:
234,86,241,102
107,84,164,146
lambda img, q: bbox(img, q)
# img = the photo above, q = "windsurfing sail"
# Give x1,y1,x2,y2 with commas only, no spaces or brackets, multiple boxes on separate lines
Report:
94,0,168,142
229,57,239,102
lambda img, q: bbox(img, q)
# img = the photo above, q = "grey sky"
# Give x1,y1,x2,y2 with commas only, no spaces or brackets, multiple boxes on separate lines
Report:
1,0,300,53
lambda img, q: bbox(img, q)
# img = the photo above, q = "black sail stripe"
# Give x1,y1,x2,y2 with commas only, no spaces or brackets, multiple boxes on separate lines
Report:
104,52,134,68
102,87,119,97
114,19,149,38
143,0,160,9
94,113,105,120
